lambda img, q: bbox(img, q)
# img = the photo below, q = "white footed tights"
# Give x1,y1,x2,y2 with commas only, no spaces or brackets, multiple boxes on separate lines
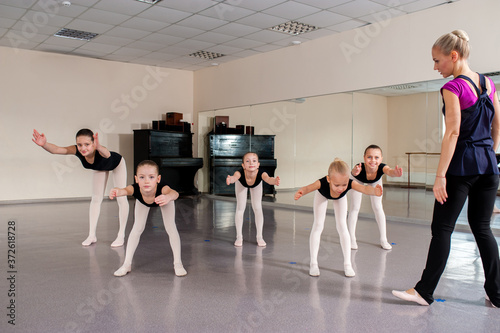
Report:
82,158,129,247
348,179,391,250
114,200,186,277
234,181,266,246
310,191,354,277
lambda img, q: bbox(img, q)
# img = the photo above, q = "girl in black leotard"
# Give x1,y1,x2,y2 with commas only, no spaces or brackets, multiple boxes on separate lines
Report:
226,152,280,247
32,128,129,247
295,158,382,278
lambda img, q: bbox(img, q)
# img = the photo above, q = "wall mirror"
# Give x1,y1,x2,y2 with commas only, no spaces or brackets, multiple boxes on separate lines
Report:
198,75,500,225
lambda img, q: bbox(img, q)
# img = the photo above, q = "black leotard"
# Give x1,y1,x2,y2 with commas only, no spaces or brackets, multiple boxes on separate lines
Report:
353,163,386,183
132,181,170,208
237,168,264,188
75,147,122,171
317,176,352,200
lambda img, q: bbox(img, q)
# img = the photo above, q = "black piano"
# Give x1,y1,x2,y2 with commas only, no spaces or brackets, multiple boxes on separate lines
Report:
134,130,203,195
208,134,277,195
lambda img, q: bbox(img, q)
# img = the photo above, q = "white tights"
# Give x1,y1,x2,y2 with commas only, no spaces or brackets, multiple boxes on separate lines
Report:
310,191,354,277
83,158,129,247
234,181,266,246
347,179,390,249
114,200,185,276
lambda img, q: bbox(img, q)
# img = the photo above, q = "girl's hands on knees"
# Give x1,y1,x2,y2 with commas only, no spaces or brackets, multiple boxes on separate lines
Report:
374,184,383,196
155,194,170,206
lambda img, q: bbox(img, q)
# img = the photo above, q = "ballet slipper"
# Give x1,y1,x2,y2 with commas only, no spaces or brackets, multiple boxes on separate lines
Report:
114,264,131,277
234,238,243,247
392,289,429,306
110,236,124,248
174,263,187,277
82,236,97,246
256,238,267,247
381,241,392,250
351,239,358,250
486,294,498,308
344,265,355,277
309,264,320,277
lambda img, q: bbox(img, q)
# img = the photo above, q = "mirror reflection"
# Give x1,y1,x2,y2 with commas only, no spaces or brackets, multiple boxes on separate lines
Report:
198,75,500,226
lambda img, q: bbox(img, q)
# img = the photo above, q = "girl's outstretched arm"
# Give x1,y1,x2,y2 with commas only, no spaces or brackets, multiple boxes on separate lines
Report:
32,129,76,155
262,172,280,186
110,185,134,199
383,165,403,177
294,180,321,200
226,170,242,185
352,181,383,197
93,132,111,158
155,185,179,206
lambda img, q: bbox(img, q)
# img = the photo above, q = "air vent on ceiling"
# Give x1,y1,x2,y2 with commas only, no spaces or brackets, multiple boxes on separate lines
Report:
54,28,98,41
388,84,420,90
269,21,318,35
135,0,163,4
483,71,500,77
189,51,225,60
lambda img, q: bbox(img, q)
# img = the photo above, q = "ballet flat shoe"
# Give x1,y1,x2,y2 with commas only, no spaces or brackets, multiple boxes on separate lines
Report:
309,264,320,277
392,289,429,306
174,264,187,277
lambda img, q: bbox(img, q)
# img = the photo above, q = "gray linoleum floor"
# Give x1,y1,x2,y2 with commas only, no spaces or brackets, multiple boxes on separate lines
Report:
2,187,500,332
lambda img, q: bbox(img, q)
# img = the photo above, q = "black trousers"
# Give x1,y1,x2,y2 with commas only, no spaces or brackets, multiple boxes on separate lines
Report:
415,174,500,307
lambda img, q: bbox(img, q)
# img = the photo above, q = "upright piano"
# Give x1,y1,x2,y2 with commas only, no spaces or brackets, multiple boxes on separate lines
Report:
134,129,203,195
208,134,277,195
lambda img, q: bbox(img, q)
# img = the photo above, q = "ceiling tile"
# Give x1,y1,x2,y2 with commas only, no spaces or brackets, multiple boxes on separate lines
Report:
330,0,389,18
235,13,286,29
205,44,244,55
106,26,151,39
92,35,135,47
141,32,184,46
191,31,236,44
155,0,219,13
126,40,165,52
137,6,192,24
119,17,167,32
77,42,122,54
0,0,37,9
173,38,216,51
294,0,351,8
244,30,291,44
298,10,350,28
111,46,151,57
176,14,227,31
400,0,452,13
93,0,149,16
0,4,26,20
198,3,256,21
328,19,368,32
222,37,266,49
20,10,73,28
158,24,205,38
65,19,115,34
211,22,260,38
262,1,322,20
236,0,288,11
0,17,15,29
78,8,130,25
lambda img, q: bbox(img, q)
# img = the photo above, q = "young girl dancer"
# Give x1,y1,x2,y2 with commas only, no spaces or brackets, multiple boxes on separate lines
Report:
348,145,403,250
295,158,382,277
32,128,128,247
110,160,187,277
226,152,280,247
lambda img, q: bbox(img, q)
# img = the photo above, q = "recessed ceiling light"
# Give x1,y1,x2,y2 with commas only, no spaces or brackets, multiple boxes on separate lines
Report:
189,51,225,60
135,0,163,4
269,21,318,36
54,28,98,41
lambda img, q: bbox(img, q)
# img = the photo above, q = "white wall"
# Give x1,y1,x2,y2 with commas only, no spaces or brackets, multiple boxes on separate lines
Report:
0,47,193,202
193,0,500,114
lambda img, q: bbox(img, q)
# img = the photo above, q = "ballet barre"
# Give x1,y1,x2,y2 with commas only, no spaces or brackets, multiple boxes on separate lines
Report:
404,152,440,188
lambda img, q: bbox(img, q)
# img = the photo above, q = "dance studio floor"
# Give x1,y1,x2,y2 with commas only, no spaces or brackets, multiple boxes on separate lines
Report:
2,187,500,332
